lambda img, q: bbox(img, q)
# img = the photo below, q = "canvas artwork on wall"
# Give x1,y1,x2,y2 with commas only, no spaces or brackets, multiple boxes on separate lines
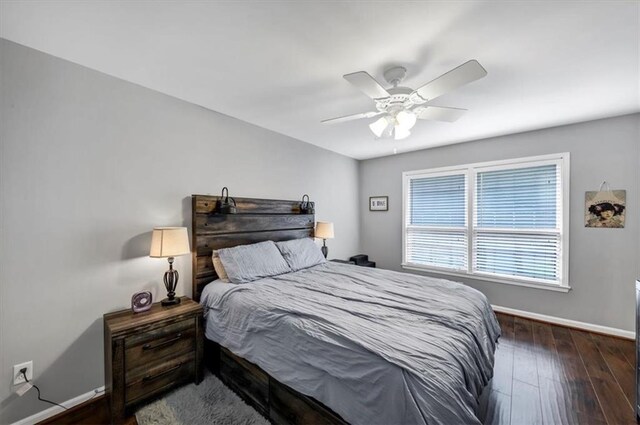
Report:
585,188,626,228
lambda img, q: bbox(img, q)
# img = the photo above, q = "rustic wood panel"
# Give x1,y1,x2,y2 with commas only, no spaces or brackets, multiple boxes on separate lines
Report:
195,213,313,235
194,195,313,215
105,298,202,337
195,312,204,384
220,348,269,415
195,228,313,256
196,255,214,277
269,380,347,425
194,275,216,303
125,328,195,372
124,318,193,348
125,353,195,404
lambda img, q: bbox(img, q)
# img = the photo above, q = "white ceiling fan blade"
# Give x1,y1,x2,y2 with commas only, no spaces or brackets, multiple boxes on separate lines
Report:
343,71,390,100
321,110,381,124
413,60,487,102
415,106,467,122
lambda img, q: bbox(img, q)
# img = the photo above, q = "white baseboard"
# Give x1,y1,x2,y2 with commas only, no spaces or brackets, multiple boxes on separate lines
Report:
492,304,635,340
11,385,105,425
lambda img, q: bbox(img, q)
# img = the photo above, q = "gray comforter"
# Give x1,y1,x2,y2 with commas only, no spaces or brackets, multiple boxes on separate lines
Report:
201,262,500,425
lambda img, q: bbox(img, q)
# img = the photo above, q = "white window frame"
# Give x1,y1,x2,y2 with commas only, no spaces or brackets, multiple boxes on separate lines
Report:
402,153,570,292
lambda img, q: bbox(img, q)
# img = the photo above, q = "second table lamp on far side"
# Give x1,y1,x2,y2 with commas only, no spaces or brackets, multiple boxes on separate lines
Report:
315,221,334,258
149,227,190,306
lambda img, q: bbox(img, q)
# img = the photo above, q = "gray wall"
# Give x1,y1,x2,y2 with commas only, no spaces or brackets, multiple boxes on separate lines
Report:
360,113,640,332
0,39,360,423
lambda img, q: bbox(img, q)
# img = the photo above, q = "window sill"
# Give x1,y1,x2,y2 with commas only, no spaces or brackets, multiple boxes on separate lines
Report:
401,264,571,293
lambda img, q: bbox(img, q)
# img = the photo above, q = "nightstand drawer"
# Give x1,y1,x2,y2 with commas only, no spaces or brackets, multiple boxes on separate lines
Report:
125,325,195,371
124,318,193,348
125,352,195,405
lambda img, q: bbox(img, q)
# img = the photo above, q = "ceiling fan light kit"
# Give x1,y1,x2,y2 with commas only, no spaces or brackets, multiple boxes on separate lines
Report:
369,110,417,140
323,60,488,141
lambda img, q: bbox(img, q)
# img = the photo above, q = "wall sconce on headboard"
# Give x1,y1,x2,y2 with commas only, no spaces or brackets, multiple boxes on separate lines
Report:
300,194,315,214
217,187,237,214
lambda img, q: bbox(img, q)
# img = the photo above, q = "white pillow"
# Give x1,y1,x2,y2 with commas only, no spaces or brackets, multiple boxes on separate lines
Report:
276,238,326,271
217,241,292,283
211,251,230,283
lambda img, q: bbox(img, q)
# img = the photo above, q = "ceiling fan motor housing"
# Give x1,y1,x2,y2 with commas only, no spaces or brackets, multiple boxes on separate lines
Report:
375,86,426,115
383,66,407,86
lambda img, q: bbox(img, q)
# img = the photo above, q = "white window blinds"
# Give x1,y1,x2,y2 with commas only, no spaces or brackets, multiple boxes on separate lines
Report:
403,154,569,289
474,164,561,283
406,173,467,270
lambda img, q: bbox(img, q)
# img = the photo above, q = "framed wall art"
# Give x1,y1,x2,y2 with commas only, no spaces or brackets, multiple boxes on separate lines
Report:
369,196,388,211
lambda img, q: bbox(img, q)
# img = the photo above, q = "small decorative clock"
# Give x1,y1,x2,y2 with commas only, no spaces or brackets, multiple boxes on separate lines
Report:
131,291,153,313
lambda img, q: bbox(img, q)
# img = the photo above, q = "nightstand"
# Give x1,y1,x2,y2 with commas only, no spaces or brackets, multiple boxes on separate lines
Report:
331,255,376,268
104,296,203,423
330,259,355,265
349,254,376,268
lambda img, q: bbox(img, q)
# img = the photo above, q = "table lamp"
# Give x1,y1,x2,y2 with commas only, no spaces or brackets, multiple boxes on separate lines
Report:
315,222,334,258
149,227,190,306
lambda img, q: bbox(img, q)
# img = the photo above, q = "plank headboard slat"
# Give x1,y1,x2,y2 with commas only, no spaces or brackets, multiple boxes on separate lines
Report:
191,194,315,302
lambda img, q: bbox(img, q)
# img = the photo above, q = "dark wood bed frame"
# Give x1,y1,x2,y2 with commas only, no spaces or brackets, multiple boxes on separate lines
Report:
191,194,347,424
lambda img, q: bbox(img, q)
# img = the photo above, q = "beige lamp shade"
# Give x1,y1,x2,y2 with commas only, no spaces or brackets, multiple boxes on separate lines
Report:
315,222,334,239
149,227,190,258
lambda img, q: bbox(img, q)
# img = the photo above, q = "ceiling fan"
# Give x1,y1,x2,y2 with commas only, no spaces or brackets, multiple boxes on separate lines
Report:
322,60,487,140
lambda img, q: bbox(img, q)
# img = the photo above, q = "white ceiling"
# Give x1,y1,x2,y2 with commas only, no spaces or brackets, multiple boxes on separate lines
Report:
1,1,639,160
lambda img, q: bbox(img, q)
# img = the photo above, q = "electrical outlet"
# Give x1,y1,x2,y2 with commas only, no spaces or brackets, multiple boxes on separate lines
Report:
13,361,33,385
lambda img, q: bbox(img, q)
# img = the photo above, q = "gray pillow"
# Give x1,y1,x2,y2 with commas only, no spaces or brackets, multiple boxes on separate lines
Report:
217,240,291,283
276,238,326,271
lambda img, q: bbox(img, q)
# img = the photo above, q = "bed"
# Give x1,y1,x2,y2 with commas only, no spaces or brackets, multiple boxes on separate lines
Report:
191,194,500,425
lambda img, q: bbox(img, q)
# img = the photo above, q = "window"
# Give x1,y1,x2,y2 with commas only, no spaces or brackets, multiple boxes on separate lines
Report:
403,153,570,291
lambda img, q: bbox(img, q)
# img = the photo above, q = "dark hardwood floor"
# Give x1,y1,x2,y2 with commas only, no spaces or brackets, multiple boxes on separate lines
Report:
38,312,635,425
37,395,137,425
479,313,636,425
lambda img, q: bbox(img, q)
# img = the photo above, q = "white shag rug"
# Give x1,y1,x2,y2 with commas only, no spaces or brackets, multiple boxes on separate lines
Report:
136,372,269,425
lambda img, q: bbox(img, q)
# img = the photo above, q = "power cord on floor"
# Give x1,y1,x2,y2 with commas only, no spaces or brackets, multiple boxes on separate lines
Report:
20,368,68,410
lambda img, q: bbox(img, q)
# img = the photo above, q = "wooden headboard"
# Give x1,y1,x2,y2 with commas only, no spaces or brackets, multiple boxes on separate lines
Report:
191,195,315,301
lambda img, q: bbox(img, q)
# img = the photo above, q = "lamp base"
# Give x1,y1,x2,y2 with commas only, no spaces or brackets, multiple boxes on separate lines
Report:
321,244,328,259
161,257,181,307
161,297,181,307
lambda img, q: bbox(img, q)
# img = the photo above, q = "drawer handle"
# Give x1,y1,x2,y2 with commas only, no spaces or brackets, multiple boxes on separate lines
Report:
142,363,182,382
142,333,183,351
